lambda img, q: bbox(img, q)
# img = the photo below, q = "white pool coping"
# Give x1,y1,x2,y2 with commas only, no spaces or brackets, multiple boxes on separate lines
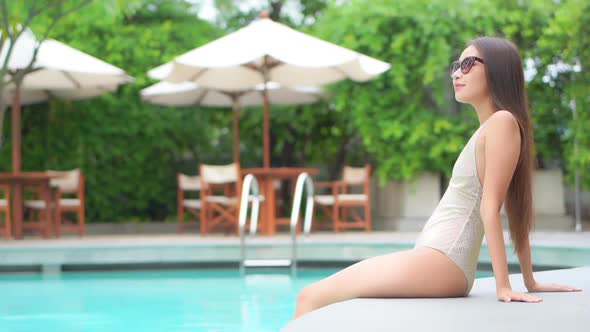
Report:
281,266,590,332
0,231,589,271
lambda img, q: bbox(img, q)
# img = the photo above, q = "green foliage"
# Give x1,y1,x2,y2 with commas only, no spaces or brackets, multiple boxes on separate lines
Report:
310,0,572,183
534,0,590,189
0,0,95,121
0,0,229,222
214,0,328,30
2,0,588,222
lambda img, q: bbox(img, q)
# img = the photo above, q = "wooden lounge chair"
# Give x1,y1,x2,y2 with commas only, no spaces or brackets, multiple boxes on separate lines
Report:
314,165,372,232
177,173,202,233
0,185,11,239
24,169,85,237
199,163,242,235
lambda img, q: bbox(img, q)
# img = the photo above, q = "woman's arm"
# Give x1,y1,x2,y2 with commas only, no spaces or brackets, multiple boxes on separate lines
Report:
518,233,582,293
481,111,581,300
480,206,514,297
480,111,541,302
516,235,536,289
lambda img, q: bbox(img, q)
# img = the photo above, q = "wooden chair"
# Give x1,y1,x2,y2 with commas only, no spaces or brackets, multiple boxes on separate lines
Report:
177,173,202,233
52,169,85,236
0,185,11,239
314,165,372,232
25,169,85,237
22,181,55,238
199,163,242,236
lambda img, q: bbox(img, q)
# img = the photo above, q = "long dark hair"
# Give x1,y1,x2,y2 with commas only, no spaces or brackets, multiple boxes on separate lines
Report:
471,36,535,253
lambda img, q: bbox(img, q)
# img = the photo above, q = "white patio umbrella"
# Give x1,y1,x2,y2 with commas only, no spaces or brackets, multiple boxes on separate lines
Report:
1,29,131,89
0,28,132,172
149,14,390,167
140,80,324,163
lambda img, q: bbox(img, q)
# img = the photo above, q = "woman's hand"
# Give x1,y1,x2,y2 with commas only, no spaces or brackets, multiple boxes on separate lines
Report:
526,281,582,293
497,287,542,303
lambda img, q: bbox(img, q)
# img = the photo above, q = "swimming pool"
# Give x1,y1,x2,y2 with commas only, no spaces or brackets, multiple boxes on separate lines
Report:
0,269,493,332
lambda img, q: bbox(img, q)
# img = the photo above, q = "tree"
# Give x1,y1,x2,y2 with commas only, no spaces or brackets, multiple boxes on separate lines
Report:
0,0,225,222
5,0,586,223
535,0,590,188
310,0,557,185
0,0,93,146
213,0,328,30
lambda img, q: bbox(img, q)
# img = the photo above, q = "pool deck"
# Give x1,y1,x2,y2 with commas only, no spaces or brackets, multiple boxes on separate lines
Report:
281,266,589,332
0,230,589,272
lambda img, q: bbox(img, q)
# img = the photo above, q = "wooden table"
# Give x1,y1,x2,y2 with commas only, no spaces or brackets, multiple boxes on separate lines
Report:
242,167,318,236
0,172,61,239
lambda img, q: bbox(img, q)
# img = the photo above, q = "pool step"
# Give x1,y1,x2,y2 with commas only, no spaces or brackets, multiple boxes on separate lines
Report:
243,259,292,268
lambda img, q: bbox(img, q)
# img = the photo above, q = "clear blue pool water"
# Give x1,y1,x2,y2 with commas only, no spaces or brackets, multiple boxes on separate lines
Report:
0,269,493,332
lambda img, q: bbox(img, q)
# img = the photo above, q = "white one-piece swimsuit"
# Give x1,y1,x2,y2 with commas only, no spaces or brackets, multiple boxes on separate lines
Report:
414,122,489,294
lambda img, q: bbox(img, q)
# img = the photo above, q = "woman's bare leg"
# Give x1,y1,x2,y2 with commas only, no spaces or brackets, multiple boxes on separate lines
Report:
293,247,467,319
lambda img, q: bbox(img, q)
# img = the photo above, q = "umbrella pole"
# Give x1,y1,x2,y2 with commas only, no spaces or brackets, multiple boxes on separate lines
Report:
232,98,240,164
0,104,6,147
263,85,270,168
11,81,22,173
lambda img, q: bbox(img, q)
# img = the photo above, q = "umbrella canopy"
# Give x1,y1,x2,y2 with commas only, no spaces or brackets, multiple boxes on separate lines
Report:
141,80,323,107
1,29,131,89
148,18,390,89
149,15,389,167
140,80,324,163
0,28,132,172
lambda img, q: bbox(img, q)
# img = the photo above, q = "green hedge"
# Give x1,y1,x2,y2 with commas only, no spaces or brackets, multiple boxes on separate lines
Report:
2,0,588,222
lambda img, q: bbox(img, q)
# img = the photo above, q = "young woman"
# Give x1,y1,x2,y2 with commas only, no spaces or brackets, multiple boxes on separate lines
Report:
293,36,581,319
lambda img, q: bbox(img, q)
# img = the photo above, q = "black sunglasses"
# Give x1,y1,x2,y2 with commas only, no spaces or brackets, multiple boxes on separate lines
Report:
449,56,485,76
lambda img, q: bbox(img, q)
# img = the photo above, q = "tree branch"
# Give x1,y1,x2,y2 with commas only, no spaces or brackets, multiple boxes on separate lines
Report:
0,0,93,141
24,0,93,74
0,0,10,39
20,0,43,34
39,0,93,41
0,26,18,102
7,0,42,49
36,0,70,16
0,32,6,62
269,0,283,21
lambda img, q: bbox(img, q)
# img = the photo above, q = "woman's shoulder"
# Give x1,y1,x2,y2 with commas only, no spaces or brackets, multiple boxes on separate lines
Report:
491,110,518,123
487,110,519,132
483,110,520,142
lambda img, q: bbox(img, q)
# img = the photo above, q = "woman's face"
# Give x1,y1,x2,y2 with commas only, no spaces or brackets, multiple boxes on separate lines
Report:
451,45,489,104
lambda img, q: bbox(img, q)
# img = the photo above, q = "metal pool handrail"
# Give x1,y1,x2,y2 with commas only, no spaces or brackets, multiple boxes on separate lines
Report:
289,172,315,273
238,172,315,276
239,174,261,275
